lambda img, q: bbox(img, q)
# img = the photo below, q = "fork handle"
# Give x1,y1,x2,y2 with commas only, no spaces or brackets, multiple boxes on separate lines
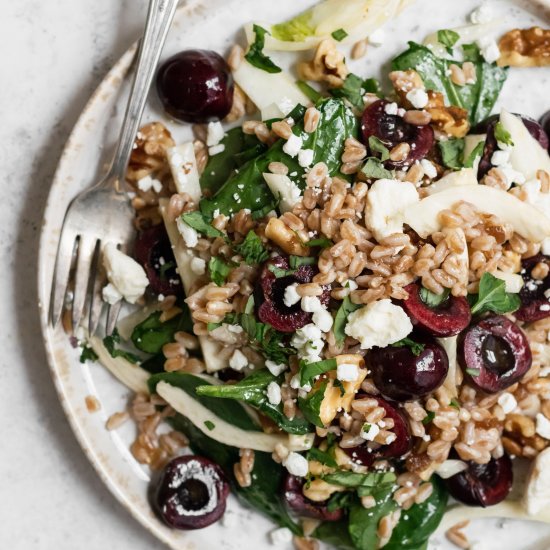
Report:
107,0,179,189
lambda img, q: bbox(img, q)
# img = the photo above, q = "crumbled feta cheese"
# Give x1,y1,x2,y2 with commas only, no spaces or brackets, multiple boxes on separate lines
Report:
470,4,494,24
368,29,385,46
536,413,550,439
497,392,517,414
420,159,437,179
491,150,511,166
522,177,550,220
190,257,206,275
435,459,469,479
345,299,413,349
283,134,303,157
477,37,500,64
361,423,380,441
265,360,287,376
298,148,314,168
208,144,225,156
176,217,199,248
102,243,149,304
290,374,311,392
313,309,334,333
337,363,360,382
293,323,323,343
270,527,293,545
283,452,309,477
340,279,359,297
102,283,122,305
137,174,163,193
301,296,323,313
263,173,302,213
229,349,249,371
364,179,420,241
384,102,399,116
284,283,301,307
152,179,163,193
267,382,282,405
277,97,295,117
206,121,225,147
406,88,429,109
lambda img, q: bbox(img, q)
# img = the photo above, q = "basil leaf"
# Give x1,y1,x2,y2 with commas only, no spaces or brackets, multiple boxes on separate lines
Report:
296,80,322,102
368,136,390,161
464,140,485,168
299,358,337,386
333,296,362,345
437,29,460,49
422,410,436,425
180,211,226,239
439,138,465,170
334,379,346,397
329,74,381,111
245,25,282,74
298,382,328,427
306,237,333,248
331,28,348,41
235,230,270,265
494,121,514,146
470,272,521,315
79,345,98,363
208,256,235,286
323,471,396,488
420,286,450,307
268,264,296,278
361,157,393,179
392,337,426,356
314,518,356,550
204,420,215,431
289,255,317,268
307,447,338,468
103,328,140,364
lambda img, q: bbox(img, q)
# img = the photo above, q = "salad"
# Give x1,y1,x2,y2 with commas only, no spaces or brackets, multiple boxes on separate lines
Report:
73,1,550,548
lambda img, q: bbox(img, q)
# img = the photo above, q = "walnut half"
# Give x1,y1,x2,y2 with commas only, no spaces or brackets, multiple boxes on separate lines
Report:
498,27,550,67
298,39,349,88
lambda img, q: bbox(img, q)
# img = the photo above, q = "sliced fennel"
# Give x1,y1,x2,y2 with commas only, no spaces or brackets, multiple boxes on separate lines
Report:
423,168,478,196
437,336,458,398
159,199,228,372
403,185,550,243
492,271,524,293
262,172,302,212
166,142,201,202
156,381,314,453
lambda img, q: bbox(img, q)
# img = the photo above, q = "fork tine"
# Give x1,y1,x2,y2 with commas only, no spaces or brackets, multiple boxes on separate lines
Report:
106,301,123,336
72,235,98,330
50,229,78,327
88,240,104,336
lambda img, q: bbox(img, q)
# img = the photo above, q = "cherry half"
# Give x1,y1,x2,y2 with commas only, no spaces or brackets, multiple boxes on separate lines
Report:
360,99,434,168
402,283,472,337
445,455,513,507
516,254,550,322
154,455,230,530
156,49,234,123
458,315,532,393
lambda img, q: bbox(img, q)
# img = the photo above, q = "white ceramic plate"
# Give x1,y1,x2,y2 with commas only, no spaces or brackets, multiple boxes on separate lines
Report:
38,0,550,548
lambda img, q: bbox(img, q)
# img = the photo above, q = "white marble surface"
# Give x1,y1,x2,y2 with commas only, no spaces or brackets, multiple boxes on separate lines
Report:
0,1,164,548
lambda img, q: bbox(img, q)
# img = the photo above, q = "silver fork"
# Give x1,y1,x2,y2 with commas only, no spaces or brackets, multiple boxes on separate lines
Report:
50,0,179,335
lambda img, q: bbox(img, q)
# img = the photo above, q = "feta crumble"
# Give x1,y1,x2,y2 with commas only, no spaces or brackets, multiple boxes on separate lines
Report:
283,452,309,477
229,349,249,371
470,4,494,24
368,29,385,46
176,217,199,248
361,423,380,441
208,144,225,156
282,134,303,157
384,102,399,116
477,37,500,64
265,360,288,376
420,159,437,179
283,283,301,307
267,382,282,405
298,148,314,168
137,174,163,193
313,309,333,333
270,527,293,545
497,392,517,414
102,283,122,305
406,88,429,109
337,363,360,382
190,257,206,275
206,121,225,146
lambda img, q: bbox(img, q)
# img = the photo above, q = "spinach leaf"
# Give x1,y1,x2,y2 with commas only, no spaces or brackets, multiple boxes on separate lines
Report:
331,28,348,41
196,370,312,435
385,477,448,550
208,256,236,286
361,157,393,179
368,136,390,161
392,41,508,125
245,25,282,74
420,286,450,307
439,138,465,170
200,128,266,193
179,211,226,239
329,74,381,110
140,353,166,374
234,230,269,265
314,519,356,550
392,337,426,356
299,358,337,386
437,29,460,49
103,328,140,363
200,98,358,217
333,296,362,345
322,471,397,489
307,447,337,468
298,381,328,427
470,272,521,315
131,308,193,355
79,344,98,363
296,80,322,102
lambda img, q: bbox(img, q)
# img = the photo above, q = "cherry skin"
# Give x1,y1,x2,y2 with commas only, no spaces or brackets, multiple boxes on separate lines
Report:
516,254,550,322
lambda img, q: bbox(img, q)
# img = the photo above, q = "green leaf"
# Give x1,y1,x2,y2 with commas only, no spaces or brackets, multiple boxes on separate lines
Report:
494,121,514,146
334,378,346,397
439,138,465,170
392,337,426,356
298,381,328,427
314,518,356,550
331,28,348,41
200,98,358,218
245,25,282,73
180,211,226,239
289,255,317,268
464,140,485,168
103,328,140,363
131,308,193,355
307,447,337,468
470,272,521,315
466,367,481,376
272,11,315,41
329,74,381,111
333,296,362,345
450,398,460,409
322,471,397,489
422,411,436,425
296,80,322,102
299,358,337,386
204,420,215,431
268,264,296,278
437,29,460,49
306,237,333,248
79,345,98,363
208,257,235,286
361,157,393,179
420,286,450,307
368,136,390,161
235,230,270,265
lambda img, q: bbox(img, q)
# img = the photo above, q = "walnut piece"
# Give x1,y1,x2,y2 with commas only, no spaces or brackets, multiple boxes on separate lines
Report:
425,91,470,138
298,39,349,88
389,70,424,106
498,27,550,67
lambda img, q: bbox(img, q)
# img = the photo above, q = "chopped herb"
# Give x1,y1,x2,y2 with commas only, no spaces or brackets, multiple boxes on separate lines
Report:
207,321,223,331
329,74,381,110
437,29,460,49
268,264,296,278
464,140,485,168
208,257,236,286
326,491,355,512
204,420,216,431
251,201,279,220
306,237,333,248
392,337,426,356
331,28,348,41
334,379,346,397
103,328,140,364
298,381,328,428
469,272,521,315
296,80,322,103
368,136,390,162
79,345,98,363
438,138,465,170
422,411,436,425
333,296,362,345
289,255,317,269
245,24,282,73
235,231,270,265
420,286,450,308
299,358,337,386
494,121,514,146
362,422,372,433
322,470,396,488
307,447,338,467
180,211,226,239
361,157,393,180
466,367,481,376
450,399,460,409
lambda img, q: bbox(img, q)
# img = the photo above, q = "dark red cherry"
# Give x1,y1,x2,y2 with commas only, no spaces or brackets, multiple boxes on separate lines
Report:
360,99,434,167
154,455,229,529
134,224,182,296
516,254,550,322
445,455,513,507
256,256,330,333
402,283,471,337
458,315,531,393
282,475,343,521
342,397,412,466
156,49,234,123
539,111,550,153
367,336,449,402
